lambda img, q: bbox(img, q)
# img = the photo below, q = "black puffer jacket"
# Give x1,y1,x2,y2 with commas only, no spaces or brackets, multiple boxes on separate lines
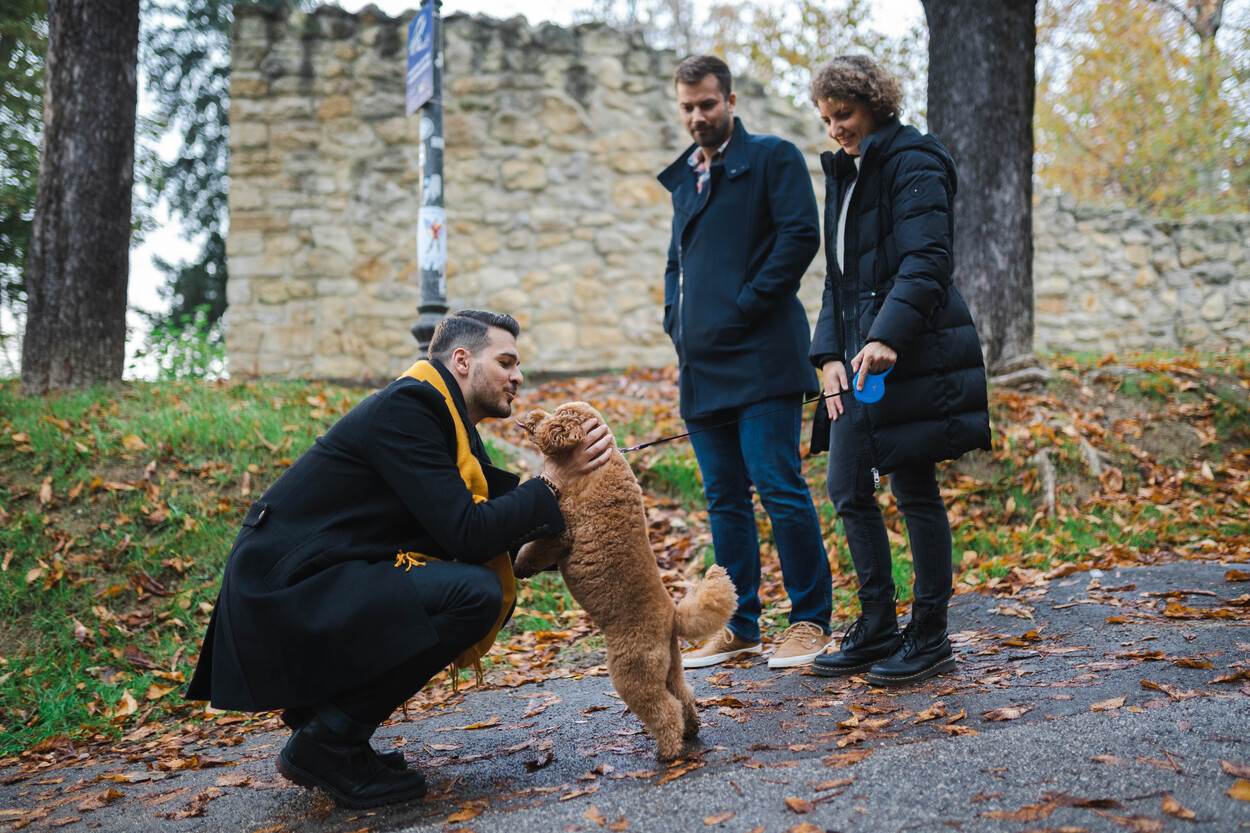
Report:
809,120,991,473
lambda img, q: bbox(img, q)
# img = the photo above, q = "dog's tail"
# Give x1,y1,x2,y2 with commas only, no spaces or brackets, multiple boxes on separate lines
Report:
675,564,737,641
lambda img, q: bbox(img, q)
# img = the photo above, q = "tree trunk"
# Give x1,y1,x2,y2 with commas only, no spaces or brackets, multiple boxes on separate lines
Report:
21,0,140,394
921,0,1036,374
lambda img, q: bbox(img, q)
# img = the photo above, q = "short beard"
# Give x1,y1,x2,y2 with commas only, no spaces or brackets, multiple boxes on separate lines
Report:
693,116,731,149
468,363,511,419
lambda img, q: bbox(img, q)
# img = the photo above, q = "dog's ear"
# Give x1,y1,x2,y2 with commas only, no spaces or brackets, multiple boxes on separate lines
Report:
534,408,585,454
517,410,549,437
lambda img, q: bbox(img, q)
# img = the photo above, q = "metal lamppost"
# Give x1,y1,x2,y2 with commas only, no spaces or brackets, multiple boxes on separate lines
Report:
407,0,447,352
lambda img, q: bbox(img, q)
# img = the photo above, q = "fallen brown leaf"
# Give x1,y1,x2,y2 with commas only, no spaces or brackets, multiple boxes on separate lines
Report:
1228,779,1250,801
446,801,486,823
1091,696,1126,712
814,777,853,791
524,748,554,772
820,745,870,765
560,785,600,801
656,759,704,785
982,704,1033,721
1225,569,1250,582
583,805,607,827
441,716,501,731
702,811,734,825
981,802,1054,821
1161,793,1196,820
77,787,125,811
784,796,813,814
787,824,823,833
1171,657,1214,670
914,702,947,723
1210,668,1250,684
159,787,223,820
1220,760,1250,779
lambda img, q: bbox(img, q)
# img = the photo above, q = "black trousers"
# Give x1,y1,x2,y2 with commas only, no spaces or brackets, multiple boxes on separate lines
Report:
825,393,953,611
294,560,503,740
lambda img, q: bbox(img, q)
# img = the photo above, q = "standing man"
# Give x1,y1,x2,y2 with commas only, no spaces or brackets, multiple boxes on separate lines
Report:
187,310,611,808
658,56,833,669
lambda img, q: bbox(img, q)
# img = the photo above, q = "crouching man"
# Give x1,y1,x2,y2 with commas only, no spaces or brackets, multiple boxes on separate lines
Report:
186,310,611,809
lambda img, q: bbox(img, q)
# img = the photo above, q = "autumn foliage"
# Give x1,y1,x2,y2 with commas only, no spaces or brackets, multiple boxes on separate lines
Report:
0,352,1247,761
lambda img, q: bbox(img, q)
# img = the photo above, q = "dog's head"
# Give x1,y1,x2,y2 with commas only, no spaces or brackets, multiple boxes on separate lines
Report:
518,401,603,456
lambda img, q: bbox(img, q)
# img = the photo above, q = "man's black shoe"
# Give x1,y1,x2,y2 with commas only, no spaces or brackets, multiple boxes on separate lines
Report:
281,707,408,771
812,603,902,677
276,720,426,809
864,603,956,686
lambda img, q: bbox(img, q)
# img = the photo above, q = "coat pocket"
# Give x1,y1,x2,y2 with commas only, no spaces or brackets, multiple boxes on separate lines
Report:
263,531,344,591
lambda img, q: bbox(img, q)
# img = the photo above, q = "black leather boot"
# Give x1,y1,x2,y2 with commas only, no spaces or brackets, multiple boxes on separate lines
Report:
812,603,902,677
864,603,956,686
281,707,408,771
276,717,426,809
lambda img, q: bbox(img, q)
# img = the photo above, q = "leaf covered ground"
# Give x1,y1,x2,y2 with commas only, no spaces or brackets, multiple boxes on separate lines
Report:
0,352,1246,769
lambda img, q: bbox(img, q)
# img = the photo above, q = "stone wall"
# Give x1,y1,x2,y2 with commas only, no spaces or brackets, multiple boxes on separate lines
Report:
1032,193,1250,354
225,5,1249,381
225,4,826,380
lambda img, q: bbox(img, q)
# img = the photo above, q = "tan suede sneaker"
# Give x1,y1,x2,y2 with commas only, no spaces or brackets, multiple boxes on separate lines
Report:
768,621,832,669
681,628,763,669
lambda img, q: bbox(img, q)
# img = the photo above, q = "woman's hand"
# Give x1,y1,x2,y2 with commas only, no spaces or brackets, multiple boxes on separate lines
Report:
850,341,898,390
821,360,849,421
541,418,614,490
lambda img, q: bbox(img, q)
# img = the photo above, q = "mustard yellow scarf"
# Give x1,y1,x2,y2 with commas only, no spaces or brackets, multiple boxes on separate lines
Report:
394,360,516,673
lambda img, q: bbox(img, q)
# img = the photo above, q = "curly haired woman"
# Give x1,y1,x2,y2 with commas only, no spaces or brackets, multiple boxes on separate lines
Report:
807,56,991,685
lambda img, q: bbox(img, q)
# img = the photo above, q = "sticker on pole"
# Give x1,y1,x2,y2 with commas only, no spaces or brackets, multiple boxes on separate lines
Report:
406,3,434,115
419,207,447,273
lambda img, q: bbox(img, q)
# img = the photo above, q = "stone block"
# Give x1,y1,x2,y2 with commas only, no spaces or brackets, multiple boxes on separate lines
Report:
501,158,548,190
612,177,670,208
1200,291,1227,321
541,92,591,135
1123,244,1150,268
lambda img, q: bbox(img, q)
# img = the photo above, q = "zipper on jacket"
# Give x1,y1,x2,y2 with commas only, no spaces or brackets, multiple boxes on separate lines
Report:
871,467,880,490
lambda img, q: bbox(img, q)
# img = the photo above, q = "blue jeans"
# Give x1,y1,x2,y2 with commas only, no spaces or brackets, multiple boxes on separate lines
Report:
825,393,953,611
687,395,832,643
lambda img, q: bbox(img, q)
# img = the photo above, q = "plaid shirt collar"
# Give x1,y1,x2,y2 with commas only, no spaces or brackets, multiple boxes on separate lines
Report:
687,132,733,193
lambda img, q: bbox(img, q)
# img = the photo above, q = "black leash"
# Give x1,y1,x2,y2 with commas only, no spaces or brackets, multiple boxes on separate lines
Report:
619,391,842,454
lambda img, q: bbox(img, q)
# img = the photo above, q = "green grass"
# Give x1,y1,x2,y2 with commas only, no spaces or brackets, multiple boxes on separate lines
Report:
639,449,704,507
0,379,366,755
1,352,1247,754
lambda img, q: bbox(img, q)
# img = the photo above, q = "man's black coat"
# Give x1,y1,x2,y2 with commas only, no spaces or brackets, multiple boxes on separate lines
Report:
658,118,821,420
186,361,563,711
809,119,991,473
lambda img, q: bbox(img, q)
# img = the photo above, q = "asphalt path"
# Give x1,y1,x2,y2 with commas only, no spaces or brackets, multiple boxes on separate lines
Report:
3,559,1248,832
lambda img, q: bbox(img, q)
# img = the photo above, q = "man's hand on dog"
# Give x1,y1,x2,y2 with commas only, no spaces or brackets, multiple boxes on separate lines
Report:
542,418,614,491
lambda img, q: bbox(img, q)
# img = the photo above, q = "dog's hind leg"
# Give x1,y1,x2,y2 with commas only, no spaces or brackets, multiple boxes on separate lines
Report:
667,631,699,741
608,643,686,762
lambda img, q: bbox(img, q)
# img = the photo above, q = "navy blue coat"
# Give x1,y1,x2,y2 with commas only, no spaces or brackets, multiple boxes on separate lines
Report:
658,118,820,420
809,120,991,473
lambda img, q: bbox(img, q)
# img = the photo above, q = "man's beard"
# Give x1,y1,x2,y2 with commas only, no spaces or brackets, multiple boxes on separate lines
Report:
692,116,730,149
468,365,513,419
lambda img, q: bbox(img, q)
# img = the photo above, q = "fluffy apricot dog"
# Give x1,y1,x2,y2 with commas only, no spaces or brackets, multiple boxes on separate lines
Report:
515,402,737,761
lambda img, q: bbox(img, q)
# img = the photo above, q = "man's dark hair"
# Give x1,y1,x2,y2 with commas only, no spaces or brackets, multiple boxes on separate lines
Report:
674,55,732,98
428,310,520,363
